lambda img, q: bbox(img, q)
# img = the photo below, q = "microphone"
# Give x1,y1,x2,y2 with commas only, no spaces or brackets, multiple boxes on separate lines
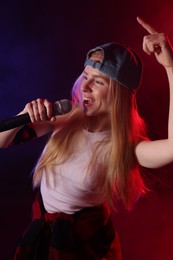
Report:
0,99,72,132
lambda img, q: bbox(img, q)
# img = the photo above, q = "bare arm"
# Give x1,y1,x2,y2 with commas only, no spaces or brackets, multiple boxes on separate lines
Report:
0,98,58,148
135,17,173,168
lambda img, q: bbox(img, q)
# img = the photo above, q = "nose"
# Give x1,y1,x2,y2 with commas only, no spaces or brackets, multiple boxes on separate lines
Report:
81,80,93,93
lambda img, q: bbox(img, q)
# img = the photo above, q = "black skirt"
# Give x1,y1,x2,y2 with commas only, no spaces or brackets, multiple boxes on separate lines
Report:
14,192,121,260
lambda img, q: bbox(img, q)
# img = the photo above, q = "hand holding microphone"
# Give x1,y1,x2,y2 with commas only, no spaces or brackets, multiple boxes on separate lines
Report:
0,98,72,132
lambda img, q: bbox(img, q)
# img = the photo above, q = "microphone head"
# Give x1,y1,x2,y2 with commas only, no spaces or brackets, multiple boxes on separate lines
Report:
53,99,72,116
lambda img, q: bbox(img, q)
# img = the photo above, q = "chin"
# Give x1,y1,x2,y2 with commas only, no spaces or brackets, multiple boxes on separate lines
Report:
84,111,95,116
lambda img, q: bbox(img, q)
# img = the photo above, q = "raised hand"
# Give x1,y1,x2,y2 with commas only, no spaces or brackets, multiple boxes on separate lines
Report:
137,16,173,68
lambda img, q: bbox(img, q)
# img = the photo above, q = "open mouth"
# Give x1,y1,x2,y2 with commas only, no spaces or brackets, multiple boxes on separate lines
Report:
83,97,95,105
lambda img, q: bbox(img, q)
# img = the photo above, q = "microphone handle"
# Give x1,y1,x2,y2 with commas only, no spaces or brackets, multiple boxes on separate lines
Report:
0,113,31,132
0,99,72,132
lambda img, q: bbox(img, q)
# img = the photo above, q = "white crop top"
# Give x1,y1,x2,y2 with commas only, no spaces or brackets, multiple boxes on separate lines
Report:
40,129,110,214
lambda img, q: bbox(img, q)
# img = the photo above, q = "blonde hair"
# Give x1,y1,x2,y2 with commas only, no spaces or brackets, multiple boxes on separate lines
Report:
105,80,148,208
33,76,148,210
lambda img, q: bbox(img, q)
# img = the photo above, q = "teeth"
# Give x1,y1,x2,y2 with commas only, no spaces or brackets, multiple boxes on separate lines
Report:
84,97,94,102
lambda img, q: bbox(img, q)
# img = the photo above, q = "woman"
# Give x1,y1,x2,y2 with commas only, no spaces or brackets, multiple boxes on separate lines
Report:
0,17,173,259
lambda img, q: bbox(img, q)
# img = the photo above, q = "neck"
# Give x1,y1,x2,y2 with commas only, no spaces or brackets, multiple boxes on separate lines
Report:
84,116,111,132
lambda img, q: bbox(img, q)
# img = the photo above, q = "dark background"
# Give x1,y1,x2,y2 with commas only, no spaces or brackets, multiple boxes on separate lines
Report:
0,0,173,259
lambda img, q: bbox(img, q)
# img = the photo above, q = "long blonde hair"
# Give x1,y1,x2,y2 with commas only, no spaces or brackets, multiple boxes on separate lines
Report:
33,75,148,210
105,80,148,208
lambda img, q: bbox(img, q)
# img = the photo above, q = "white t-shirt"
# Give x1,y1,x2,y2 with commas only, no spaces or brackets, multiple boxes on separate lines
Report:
40,129,110,214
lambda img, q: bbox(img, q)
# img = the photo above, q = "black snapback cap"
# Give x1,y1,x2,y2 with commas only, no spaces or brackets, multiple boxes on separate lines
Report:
84,42,142,91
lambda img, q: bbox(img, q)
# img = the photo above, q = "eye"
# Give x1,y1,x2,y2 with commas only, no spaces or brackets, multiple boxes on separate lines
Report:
95,80,104,86
83,75,88,80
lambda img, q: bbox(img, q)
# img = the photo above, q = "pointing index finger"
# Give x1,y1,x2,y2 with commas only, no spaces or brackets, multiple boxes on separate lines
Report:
137,16,158,34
